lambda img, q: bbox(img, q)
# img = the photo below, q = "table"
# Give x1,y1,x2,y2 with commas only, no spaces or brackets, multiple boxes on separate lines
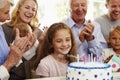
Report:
26,73,120,80
26,76,66,80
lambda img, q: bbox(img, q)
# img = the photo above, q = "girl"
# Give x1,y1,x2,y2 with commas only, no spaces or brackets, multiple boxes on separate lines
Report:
102,25,120,72
102,25,120,61
35,22,77,77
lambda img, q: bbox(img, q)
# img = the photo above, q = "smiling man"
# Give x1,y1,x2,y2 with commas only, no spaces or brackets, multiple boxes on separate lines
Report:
62,0,107,61
95,0,120,41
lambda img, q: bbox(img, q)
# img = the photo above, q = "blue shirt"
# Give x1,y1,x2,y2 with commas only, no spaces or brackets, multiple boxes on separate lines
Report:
0,26,10,65
62,17,107,61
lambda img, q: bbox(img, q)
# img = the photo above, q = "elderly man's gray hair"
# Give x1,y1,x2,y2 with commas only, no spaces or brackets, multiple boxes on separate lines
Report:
0,0,14,9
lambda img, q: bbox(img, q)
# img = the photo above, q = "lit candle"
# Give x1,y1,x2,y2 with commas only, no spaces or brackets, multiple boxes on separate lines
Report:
83,55,86,64
91,53,93,62
88,54,90,62
77,54,79,62
96,54,98,62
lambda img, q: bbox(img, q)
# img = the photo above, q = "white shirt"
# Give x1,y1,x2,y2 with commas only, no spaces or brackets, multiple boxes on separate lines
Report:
0,65,9,80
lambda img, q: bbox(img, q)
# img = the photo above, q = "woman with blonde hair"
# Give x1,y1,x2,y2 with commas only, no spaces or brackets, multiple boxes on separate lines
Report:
2,0,41,45
7,0,39,28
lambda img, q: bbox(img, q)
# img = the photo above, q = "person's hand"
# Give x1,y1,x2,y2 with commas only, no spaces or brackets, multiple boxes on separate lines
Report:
3,28,30,71
27,28,39,48
79,29,86,42
39,27,48,43
84,20,94,41
79,20,94,42
104,55,113,63
14,28,30,52
3,44,24,71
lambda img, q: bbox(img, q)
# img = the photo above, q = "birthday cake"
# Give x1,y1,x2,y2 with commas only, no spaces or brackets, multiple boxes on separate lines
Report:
66,62,113,80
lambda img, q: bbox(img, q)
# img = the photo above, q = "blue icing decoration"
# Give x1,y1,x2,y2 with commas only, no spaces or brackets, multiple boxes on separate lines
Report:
66,77,70,80
78,71,81,75
82,73,85,76
111,76,113,80
94,74,97,78
88,69,91,72
74,69,76,71
68,62,111,69
100,73,103,76
107,72,110,76
77,78,79,80
72,77,74,80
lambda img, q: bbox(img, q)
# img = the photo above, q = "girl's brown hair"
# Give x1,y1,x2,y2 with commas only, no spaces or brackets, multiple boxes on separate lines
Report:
33,22,77,70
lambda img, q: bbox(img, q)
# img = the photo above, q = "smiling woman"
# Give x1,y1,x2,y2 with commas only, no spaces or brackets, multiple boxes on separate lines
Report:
2,0,40,45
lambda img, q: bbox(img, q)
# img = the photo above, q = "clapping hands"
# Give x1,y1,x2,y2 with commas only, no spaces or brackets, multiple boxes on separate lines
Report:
3,28,40,71
79,20,94,42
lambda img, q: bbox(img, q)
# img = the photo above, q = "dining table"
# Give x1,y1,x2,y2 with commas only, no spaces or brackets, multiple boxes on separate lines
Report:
26,73,120,80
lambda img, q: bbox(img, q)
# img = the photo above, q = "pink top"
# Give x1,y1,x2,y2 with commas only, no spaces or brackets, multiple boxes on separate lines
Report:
36,55,68,77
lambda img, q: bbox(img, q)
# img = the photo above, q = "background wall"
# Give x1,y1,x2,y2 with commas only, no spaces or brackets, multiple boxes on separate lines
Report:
10,0,107,30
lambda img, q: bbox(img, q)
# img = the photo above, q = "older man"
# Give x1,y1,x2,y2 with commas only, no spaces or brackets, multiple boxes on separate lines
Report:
62,0,107,61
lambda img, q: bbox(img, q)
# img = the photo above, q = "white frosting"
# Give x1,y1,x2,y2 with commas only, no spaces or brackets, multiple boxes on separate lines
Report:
67,62,113,80
69,62,109,68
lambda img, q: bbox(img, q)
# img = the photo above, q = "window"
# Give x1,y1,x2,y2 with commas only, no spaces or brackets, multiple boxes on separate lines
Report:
12,0,107,29
37,0,107,28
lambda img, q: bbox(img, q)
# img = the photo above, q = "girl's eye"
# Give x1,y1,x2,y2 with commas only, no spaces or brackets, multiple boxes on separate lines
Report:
66,38,71,41
5,11,9,14
56,40,62,43
32,8,36,12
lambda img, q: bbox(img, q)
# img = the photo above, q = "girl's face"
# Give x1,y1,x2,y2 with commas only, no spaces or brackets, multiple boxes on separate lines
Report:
52,29,72,55
109,31,120,50
18,0,37,23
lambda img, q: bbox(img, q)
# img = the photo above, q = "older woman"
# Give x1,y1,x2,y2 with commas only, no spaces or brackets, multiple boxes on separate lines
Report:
1,0,43,79
0,0,31,80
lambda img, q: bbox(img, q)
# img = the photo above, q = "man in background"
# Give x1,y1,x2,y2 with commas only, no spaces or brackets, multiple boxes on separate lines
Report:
95,0,120,41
